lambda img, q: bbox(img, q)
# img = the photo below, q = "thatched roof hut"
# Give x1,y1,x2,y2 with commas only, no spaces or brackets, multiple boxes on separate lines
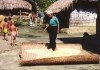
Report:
46,0,74,13
45,0,98,28
0,0,35,17
46,0,98,13
0,0,32,10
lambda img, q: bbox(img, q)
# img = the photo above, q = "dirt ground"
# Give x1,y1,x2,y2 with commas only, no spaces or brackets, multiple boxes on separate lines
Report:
0,26,100,70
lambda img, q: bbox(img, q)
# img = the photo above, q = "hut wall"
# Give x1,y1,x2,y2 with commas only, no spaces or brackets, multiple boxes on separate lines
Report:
59,1,97,34
69,9,97,27
56,0,97,29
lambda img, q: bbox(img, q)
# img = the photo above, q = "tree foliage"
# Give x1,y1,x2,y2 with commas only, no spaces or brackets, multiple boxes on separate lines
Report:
28,0,58,11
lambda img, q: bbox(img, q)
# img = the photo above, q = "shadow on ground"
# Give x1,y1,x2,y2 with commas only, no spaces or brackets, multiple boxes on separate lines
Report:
58,33,100,55
18,34,40,39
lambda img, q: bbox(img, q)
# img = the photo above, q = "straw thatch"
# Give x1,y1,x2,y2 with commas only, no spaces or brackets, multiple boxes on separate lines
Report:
46,0,98,13
0,0,32,10
46,0,74,13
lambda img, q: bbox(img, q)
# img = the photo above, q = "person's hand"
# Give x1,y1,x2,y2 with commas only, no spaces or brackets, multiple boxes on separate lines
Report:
57,29,59,33
44,24,49,32
46,24,49,27
44,29,47,32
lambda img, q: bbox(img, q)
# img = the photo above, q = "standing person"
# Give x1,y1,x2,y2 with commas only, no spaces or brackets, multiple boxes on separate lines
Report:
0,16,5,32
7,17,13,34
9,23,18,46
28,12,33,27
0,19,3,32
3,18,9,41
44,10,60,51
38,11,45,25
28,12,36,27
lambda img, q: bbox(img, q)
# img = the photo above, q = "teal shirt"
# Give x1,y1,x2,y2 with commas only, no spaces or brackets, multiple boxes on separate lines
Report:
49,16,59,26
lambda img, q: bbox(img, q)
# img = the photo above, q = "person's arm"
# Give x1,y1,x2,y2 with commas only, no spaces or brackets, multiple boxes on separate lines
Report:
2,23,5,30
44,24,49,32
57,23,60,33
55,17,60,33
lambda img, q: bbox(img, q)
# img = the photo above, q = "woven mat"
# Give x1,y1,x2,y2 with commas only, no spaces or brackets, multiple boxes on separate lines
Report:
19,42,99,66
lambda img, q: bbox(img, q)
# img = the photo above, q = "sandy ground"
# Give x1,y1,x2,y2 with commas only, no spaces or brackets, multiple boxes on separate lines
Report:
0,35,100,70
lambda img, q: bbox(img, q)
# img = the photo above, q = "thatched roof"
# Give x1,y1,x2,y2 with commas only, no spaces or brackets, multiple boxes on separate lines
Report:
46,0,98,13
46,0,74,13
0,0,32,10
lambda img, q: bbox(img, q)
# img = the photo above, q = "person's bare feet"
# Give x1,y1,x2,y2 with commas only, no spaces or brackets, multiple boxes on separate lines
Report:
5,39,8,41
10,43,14,46
3,38,8,41
10,43,13,46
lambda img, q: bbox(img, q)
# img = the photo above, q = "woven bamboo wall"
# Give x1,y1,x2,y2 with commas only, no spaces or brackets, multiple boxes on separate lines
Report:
69,10,97,27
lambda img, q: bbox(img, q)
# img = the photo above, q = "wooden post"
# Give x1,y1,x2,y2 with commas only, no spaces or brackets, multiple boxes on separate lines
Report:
9,10,12,17
20,10,22,20
96,1,100,39
9,12,11,17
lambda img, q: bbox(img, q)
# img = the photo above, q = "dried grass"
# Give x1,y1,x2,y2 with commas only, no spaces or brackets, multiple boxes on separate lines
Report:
46,0,98,13
46,0,74,13
0,0,32,10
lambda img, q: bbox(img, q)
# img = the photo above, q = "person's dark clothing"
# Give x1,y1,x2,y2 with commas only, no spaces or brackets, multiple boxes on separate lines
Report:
47,16,59,50
48,26,58,50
